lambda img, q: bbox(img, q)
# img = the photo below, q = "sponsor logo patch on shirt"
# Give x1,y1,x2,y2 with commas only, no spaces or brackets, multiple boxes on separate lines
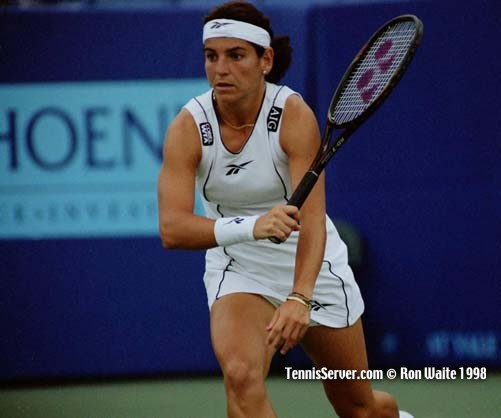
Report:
267,106,283,132
200,122,214,145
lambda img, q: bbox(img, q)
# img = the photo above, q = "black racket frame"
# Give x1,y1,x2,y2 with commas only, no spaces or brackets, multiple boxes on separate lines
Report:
270,14,423,243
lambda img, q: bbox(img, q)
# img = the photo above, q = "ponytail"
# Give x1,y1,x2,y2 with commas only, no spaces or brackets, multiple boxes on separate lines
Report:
266,35,292,83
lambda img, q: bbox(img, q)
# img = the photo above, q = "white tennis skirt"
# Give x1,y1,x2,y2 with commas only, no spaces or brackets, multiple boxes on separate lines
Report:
203,218,364,328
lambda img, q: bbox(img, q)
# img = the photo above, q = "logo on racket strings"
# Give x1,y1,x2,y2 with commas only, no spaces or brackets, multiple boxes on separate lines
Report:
357,39,396,104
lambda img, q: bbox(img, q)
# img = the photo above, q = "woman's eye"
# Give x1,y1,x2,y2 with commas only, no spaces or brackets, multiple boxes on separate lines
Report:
230,52,243,60
205,53,216,62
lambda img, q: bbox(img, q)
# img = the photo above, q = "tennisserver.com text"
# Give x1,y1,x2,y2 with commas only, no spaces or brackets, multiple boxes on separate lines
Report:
285,367,384,381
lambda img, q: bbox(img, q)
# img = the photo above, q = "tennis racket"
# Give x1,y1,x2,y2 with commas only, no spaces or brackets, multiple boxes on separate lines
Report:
270,14,423,244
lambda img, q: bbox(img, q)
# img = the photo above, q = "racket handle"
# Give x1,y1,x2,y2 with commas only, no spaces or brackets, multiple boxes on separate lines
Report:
269,170,320,245
287,170,320,209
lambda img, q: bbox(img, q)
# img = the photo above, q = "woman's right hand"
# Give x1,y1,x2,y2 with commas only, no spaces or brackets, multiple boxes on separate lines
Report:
253,205,301,242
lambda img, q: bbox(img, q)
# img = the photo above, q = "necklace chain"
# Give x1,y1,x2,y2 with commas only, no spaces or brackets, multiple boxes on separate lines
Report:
213,91,255,131
220,117,255,131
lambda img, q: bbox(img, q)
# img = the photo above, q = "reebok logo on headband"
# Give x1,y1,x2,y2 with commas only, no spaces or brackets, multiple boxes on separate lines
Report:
203,18,271,48
210,21,234,29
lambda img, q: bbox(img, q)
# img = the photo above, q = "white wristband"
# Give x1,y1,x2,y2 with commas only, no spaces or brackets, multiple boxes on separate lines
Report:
214,216,259,247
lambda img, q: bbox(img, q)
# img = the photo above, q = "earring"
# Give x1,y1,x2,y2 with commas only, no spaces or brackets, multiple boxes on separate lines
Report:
263,70,267,75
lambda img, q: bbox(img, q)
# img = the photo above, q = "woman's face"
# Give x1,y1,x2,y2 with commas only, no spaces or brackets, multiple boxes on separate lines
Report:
204,37,272,103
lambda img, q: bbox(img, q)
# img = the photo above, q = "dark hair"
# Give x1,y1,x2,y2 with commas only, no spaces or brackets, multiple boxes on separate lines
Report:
204,1,292,83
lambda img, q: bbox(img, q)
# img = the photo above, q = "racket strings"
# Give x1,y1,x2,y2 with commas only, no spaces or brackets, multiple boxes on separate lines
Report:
333,21,417,125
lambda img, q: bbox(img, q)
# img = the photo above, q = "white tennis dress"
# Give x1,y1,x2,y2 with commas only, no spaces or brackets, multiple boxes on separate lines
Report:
184,82,364,327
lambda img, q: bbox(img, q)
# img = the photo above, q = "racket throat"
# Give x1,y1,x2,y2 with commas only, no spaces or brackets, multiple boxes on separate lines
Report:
319,132,349,167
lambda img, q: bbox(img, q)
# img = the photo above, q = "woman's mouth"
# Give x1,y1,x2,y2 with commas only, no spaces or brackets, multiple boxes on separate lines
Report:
215,82,235,90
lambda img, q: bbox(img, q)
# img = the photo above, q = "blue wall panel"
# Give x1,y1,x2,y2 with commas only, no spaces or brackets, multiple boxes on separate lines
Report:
308,0,500,367
0,9,205,81
0,6,308,89
0,4,311,380
0,239,213,378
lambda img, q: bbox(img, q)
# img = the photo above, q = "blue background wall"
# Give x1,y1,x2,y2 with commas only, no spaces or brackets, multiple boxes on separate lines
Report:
0,0,499,381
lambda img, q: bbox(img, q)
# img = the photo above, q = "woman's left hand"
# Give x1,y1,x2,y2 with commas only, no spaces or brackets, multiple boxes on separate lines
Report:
266,300,310,355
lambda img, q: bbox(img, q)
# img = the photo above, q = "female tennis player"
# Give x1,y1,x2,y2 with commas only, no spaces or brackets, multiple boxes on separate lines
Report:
158,2,412,417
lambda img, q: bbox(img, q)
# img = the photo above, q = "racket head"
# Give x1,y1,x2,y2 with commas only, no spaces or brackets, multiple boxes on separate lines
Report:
328,14,423,129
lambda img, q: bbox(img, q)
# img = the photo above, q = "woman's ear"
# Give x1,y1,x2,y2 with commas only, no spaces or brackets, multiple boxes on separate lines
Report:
261,47,274,75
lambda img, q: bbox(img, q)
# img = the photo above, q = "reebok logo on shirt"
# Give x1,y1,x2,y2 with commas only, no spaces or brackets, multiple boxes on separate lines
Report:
225,160,253,175
310,300,334,311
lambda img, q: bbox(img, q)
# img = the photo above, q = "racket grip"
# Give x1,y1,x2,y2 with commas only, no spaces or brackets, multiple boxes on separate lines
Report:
287,170,320,209
269,170,319,245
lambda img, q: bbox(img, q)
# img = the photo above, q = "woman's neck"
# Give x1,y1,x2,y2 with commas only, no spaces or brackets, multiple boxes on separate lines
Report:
214,83,266,129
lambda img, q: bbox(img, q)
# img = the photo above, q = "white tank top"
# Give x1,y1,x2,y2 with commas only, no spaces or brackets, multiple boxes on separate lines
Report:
184,82,296,219
182,83,363,326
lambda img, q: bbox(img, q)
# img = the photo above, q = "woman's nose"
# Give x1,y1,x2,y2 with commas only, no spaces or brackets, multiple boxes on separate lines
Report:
215,57,229,74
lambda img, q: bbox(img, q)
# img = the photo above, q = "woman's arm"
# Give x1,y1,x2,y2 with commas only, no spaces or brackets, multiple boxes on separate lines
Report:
266,94,326,354
157,109,219,250
281,95,326,299
158,109,303,250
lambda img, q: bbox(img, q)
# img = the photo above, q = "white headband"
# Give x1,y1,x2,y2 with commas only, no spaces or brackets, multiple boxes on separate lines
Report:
203,19,271,48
